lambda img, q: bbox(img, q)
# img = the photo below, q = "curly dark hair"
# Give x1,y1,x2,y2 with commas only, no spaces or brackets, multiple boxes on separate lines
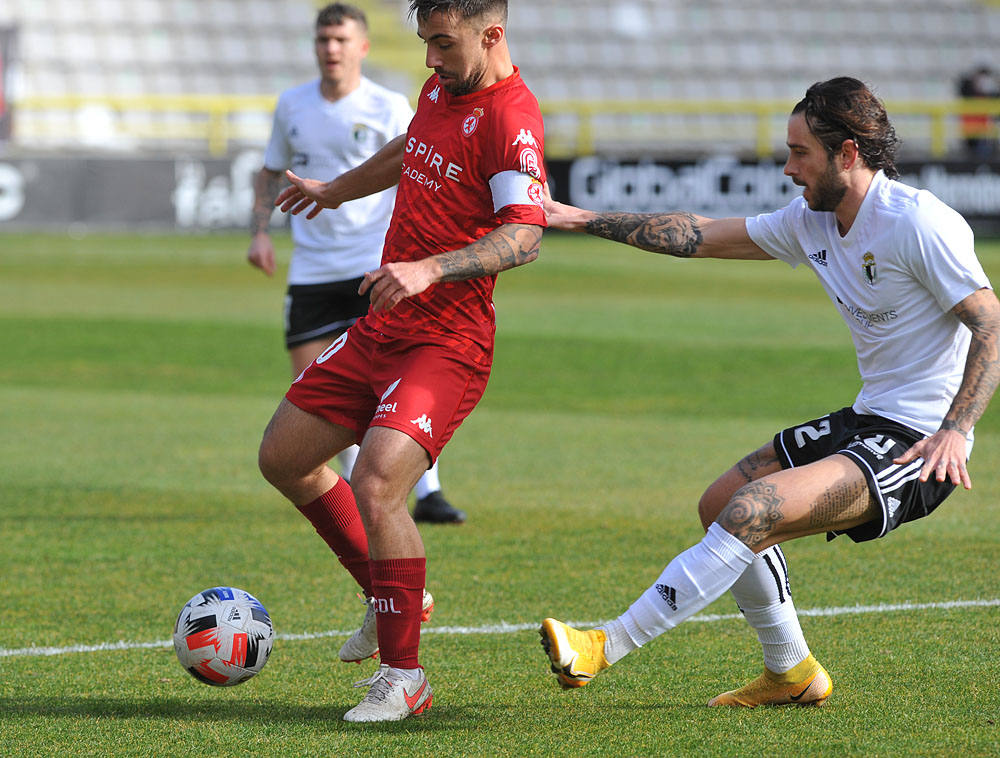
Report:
792,77,900,180
408,0,507,23
316,3,368,31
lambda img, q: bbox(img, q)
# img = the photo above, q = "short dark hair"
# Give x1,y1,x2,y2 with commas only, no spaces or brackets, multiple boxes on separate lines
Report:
792,77,900,180
408,0,508,24
316,3,368,32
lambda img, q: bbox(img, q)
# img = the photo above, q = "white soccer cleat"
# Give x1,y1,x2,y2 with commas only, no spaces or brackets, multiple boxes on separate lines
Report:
342,664,433,722
338,589,435,663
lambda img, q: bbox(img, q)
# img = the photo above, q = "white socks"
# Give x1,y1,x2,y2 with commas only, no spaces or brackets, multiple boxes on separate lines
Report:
602,524,755,662
337,445,360,481
414,461,441,499
337,445,442,500
728,545,810,673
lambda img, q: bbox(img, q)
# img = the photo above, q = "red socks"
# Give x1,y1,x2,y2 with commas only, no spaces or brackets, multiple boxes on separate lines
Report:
297,481,426,669
295,478,371,595
370,558,426,669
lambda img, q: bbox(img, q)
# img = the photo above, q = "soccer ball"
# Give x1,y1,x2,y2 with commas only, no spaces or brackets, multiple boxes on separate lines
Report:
173,586,274,686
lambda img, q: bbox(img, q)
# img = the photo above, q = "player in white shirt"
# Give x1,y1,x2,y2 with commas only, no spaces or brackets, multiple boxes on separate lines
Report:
248,4,466,526
538,77,1000,707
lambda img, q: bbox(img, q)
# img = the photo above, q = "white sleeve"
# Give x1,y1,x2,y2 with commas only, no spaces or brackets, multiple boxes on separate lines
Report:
391,94,415,140
745,198,809,267
903,195,992,312
262,95,292,172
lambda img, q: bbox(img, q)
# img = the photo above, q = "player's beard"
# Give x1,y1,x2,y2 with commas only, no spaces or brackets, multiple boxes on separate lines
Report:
437,61,488,96
803,157,848,212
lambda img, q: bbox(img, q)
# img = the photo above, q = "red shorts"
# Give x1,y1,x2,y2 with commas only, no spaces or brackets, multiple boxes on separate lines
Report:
284,321,492,461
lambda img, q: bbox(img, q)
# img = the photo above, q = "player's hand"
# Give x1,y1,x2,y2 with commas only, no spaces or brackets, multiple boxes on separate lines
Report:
274,170,341,219
894,428,971,489
360,260,437,312
247,233,276,277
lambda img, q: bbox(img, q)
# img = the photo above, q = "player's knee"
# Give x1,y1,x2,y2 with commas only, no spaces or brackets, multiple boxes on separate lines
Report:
257,436,285,488
714,479,783,541
698,478,730,530
350,470,388,505
257,432,306,492
349,468,408,525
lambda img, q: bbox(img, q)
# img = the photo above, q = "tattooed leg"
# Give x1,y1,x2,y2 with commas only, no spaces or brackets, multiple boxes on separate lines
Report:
699,443,783,529
716,454,876,552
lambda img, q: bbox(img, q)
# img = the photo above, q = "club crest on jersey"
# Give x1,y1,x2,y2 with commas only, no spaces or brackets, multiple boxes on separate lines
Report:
463,107,485,137
862,251,877,286
527,178,544,207
351,123,378,152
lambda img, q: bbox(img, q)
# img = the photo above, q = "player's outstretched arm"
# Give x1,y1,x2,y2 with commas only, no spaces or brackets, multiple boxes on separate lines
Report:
894,287,1000,488
361,223,543,312
544,191,768,261
275,135,407,219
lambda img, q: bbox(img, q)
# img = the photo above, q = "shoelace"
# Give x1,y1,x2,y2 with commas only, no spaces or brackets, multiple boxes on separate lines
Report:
353,665,395,703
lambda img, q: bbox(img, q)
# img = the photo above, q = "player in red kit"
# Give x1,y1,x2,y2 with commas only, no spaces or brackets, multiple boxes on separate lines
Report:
259,0,545,722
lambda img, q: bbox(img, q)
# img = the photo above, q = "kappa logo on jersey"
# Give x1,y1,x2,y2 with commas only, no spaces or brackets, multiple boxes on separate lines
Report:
511,128,538,147
862,251,878,286
428,84,440,103
410,414,433,436
655,583,678,611
463,107,485,137
808,249,828,267
519,147,542,180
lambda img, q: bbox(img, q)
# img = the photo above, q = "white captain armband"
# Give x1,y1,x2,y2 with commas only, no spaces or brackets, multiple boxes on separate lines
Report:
489,170,541,212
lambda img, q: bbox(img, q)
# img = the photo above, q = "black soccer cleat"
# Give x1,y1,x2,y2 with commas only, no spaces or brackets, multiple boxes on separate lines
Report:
413,491,467,524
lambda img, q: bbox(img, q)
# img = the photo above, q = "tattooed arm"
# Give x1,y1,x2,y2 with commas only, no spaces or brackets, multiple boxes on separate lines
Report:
247,167,286,276
895,287,1000,489
360,223,543,312
544,193,770,260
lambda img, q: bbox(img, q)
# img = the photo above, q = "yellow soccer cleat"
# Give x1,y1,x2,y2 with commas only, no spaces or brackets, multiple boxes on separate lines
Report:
539,618,611,689
708,654,833,707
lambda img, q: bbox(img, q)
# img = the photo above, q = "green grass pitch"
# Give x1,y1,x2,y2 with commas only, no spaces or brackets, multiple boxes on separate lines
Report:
1,230,998,757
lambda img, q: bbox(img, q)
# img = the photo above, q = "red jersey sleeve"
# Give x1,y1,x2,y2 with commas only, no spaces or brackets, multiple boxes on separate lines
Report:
484,90,547,227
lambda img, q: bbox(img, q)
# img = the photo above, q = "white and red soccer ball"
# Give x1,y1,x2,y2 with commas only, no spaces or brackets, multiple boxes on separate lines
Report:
173,587,274,686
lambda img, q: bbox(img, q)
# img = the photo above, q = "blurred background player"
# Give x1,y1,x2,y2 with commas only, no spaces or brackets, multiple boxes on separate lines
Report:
260,0,546,722
538,77,1000,707
957,65,1000,162
248,3,466,524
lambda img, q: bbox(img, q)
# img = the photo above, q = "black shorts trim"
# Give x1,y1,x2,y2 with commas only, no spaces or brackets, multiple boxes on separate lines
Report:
774,407,956,543
284,278,369,349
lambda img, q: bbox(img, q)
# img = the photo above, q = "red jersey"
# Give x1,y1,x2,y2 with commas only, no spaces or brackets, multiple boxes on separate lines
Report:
358,67,547,359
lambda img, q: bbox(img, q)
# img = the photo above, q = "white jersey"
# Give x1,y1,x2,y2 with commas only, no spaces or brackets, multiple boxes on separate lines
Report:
264,77,414,285
746,170,991,439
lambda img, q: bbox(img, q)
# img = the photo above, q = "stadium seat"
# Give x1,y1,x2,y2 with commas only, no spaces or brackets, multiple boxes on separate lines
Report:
4,0,1000,157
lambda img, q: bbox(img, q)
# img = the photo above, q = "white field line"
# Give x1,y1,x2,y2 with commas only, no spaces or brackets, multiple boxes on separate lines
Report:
2,597,997,660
